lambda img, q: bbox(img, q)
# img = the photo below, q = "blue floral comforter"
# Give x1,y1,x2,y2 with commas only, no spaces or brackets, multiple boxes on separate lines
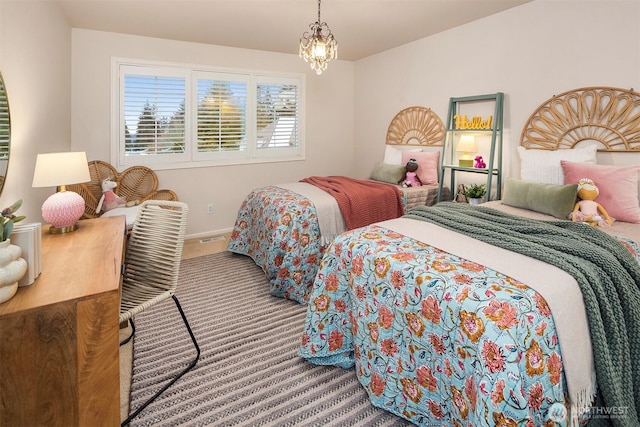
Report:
227,186,324,304
227,184,438,304
298,224,640,426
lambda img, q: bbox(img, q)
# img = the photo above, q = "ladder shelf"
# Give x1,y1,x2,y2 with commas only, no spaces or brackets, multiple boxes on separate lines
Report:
437,92,504,203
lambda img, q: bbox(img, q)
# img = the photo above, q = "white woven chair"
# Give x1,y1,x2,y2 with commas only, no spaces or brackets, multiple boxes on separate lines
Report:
119,200,200,426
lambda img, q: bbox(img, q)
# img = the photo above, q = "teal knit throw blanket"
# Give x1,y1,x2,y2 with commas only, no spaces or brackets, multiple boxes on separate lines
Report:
405,203,640,427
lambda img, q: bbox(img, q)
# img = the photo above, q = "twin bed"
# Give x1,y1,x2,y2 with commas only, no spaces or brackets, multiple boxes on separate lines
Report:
228,106,448,304
229,87,640,426
299,202,639,426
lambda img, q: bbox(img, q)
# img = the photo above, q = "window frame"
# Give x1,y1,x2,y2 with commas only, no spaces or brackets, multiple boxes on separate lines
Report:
111,58,306,170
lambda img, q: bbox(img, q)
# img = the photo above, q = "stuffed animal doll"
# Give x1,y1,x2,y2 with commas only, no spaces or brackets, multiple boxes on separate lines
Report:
96,177,129,214
399,158,422,187
474,155,486,168
569,178,613,226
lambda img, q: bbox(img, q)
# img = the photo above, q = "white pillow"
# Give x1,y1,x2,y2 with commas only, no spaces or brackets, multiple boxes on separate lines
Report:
383,145,421,165
101,205,140,230
517,145,597,185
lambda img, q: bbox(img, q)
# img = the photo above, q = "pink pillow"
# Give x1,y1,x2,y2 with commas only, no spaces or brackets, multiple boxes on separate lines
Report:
402,151,439,185
561,161,640,223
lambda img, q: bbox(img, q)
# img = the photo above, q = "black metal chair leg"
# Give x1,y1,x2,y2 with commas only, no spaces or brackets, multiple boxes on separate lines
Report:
121,295,200,426
119,319,136,347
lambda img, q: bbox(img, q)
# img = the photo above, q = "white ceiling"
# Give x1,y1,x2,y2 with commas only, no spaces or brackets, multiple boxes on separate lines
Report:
53,0,532,61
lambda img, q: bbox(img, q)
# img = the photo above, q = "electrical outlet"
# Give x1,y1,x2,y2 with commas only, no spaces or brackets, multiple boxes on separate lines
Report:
207,203,214,214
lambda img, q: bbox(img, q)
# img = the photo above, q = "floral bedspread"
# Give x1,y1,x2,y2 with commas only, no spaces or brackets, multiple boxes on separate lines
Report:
227,185,418,304
227,186,324,304
298,225,640,426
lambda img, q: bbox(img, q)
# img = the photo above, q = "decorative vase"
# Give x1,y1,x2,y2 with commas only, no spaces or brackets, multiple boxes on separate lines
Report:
469,198,483,205
0,239,28,304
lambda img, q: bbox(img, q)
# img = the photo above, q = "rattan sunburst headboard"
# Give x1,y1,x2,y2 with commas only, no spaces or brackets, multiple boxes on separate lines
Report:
520,86,640,152
386,106,445,146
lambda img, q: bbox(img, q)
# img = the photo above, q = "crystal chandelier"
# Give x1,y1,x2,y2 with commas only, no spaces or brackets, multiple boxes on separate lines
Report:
299,0,338,75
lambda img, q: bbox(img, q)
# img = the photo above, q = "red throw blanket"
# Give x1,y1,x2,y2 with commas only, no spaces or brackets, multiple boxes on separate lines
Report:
300,176,404,230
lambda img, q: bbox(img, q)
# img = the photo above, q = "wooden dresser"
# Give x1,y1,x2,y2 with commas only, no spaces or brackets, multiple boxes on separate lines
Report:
0,216,126,427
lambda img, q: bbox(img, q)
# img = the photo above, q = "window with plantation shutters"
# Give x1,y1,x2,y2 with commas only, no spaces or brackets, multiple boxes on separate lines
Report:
112,59,305,169
123,73,186,156
256,82,299,149
196,76,247,154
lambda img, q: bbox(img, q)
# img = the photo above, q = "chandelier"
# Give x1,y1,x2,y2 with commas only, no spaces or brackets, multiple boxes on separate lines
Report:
299,0,338,75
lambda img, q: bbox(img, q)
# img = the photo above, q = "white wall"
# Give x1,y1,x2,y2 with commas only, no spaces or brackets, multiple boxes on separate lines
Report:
0,0,71,228
354,0,640,185
71,29,355,237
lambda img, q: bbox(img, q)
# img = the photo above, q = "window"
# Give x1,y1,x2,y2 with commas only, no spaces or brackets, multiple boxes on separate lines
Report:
112,59,305,169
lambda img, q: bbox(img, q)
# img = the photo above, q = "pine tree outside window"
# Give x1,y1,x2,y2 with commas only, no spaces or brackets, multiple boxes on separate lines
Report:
196,77,247,153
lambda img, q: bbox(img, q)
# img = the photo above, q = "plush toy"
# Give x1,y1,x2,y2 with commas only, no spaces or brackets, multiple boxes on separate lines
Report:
96,177,136,213
474,155,486,168
569,178,613,227
399,158,422,187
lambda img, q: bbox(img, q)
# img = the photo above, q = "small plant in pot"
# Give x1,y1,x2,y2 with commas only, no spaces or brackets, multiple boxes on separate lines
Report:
463,184,486,205
1,200,25,242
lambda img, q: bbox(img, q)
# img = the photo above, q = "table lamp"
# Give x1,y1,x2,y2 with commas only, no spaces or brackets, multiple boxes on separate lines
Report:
32,152,91,234
456,135,477,167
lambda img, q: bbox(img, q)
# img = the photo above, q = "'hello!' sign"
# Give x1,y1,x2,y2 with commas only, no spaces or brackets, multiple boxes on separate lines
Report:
454,114,493,130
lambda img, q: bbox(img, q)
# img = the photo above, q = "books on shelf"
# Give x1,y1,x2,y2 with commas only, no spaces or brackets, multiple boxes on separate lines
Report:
11,222,42,287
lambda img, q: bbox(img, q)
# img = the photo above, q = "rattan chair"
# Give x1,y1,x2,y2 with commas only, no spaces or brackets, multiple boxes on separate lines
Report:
119,200,200,426
67,160,178,219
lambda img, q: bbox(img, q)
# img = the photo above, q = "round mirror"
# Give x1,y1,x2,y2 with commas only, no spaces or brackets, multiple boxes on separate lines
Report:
0,72,9,194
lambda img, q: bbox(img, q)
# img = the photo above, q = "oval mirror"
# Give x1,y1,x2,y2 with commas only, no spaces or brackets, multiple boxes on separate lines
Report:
0,72,9,194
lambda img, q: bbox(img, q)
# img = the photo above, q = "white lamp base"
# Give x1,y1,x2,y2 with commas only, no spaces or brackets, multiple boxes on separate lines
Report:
41,191,85,234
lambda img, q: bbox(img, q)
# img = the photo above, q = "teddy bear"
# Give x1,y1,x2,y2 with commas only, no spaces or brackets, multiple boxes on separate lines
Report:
96,177,137,214
398,158,422,188
569,178,613,227
474,155,486,168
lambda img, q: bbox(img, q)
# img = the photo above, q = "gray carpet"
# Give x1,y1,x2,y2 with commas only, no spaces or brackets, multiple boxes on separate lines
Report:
128,251,414,426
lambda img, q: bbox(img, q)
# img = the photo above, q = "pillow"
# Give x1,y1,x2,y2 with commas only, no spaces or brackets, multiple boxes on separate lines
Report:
517,145,597,185
383,145,403,165
502,178,578,219
401,151,439,185
561,161,640,223
383,145,421,165
370,162,405,184
100,205,140,230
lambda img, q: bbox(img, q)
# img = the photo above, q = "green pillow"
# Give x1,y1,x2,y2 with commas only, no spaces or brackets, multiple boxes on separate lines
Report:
502,178,578,219
370,162,405,185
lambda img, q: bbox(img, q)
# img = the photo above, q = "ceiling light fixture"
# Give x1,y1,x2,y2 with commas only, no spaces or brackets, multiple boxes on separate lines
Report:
299,0,338,75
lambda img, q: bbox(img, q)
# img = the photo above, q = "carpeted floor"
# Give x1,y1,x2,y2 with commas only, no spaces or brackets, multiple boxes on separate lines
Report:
126,251,414,426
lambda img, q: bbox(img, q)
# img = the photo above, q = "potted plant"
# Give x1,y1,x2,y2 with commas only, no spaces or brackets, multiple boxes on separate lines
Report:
1,199,25,242
463,183,486,205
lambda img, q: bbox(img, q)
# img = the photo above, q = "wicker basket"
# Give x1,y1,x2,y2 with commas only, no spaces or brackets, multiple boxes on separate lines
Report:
67,160,178,219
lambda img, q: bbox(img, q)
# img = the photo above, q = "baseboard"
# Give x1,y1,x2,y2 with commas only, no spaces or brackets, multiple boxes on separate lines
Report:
185,227,234,241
